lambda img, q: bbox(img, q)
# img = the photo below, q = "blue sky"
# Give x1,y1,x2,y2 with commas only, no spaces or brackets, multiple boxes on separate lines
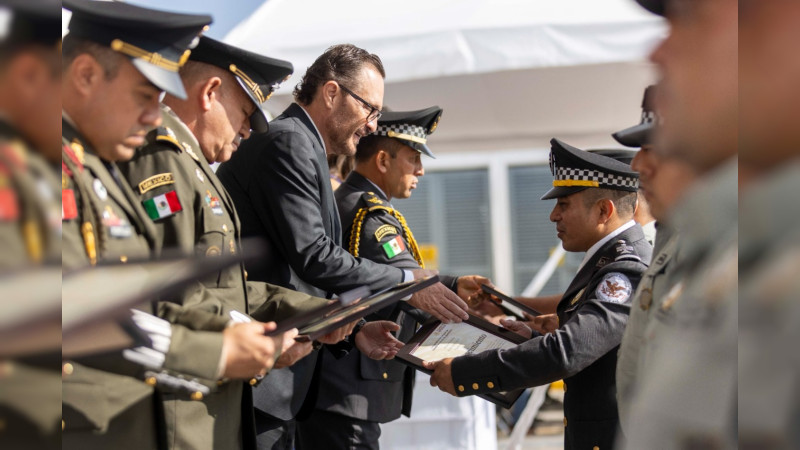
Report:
128,0,262,39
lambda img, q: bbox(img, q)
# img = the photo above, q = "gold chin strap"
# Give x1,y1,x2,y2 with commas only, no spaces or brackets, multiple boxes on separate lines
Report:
348,206,425,268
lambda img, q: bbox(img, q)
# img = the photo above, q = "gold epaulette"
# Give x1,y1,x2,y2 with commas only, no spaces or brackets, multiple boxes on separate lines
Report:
153,127,184,152
348,193,425,268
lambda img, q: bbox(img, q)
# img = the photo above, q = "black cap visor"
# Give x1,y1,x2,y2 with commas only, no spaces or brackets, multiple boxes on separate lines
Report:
612,122,653,148
540,185,589,201
131,58,187,100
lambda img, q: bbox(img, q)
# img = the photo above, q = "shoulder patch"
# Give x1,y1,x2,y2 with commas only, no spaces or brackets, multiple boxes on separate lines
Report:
374,224,398,242
153,127,185,153
595,272,633,304
138,173,175,194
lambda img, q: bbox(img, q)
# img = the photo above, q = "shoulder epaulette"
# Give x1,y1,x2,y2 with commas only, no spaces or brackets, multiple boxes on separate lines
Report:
360,191,389,208
153,126,184,152
614,254,643,263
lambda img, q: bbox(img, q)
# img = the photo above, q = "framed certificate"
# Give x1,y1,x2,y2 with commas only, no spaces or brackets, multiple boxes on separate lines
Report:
481,284,543,319
396,314,527,408
270,275,439,342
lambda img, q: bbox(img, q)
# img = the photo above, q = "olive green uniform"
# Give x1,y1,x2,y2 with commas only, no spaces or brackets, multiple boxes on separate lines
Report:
61,117,229,450
117,104,329,450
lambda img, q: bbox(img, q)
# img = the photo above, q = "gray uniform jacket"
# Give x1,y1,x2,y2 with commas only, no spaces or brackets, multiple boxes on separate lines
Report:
451,224,651,450
217,103,405,422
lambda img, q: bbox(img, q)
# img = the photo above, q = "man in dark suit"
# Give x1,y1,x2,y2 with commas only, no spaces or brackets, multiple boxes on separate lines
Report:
298,107,492,449
425,139,652,450
217,44,473,449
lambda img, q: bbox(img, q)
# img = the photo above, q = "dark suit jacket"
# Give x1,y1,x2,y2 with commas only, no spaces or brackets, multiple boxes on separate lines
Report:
451,224,652,450
217,104,405,422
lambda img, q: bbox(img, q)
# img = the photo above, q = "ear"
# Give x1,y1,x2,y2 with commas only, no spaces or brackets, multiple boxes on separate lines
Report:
199,76,222,112
320,80,339,110
69,53,103,97
376,149,390,174
596,198,615,225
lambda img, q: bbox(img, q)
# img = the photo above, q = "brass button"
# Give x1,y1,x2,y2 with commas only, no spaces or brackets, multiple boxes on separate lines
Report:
457,385,464,392
120,255,128,263
382,372,388,379
244,270,248,280
472,383,479,390
249,378,258,386
487,382,494,389
190,391,204,401
563,417,567,427
145,376,157,386
593,447,600,450
62,420,65,431
62,363,74,376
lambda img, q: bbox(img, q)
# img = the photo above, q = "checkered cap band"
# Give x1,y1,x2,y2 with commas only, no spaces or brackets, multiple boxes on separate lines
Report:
555,167,639,189
375,123,427,142
641,110,657,124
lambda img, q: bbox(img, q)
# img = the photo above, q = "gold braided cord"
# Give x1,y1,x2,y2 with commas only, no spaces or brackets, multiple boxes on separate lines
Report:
349,207,369,257
229,64,267,103
390,210,424,268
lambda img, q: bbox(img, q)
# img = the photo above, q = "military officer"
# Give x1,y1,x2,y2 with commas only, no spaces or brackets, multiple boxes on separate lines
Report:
0,1,63,448
116,36,349,450
425,139,652,450
61,2,293,449
620,0,738,448
609,86,698,437
298,107,491,449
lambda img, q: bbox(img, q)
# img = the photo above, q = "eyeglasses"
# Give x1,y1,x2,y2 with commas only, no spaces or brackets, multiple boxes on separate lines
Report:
339,84,382,123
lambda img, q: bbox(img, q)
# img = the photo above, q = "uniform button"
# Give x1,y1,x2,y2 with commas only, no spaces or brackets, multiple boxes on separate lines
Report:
62,420,65,431
222,224,228,232
62,363,74,376
120,255,128,263
593,447,600,450
244,270,248,280
383,373,388,379
249,378,258,386
457,385,465,392
145,376,157,386
563,417,567,427
487,382,494,389
190,391,204,401
472,383,479,390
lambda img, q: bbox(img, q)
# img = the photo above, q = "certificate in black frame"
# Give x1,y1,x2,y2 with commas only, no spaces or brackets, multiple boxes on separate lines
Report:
275,275,440,342
480,284,543,319
396,313,528,409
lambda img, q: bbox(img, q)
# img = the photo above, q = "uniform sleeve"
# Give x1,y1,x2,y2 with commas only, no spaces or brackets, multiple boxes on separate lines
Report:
246,281,332,323
244,130,404,294
352,210,420,269
450,265,639,395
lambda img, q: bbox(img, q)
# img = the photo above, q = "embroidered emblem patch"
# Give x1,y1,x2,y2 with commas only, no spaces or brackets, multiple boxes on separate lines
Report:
138,173,175,194
596,272,633,304
143,190,182,220
615,240,634,255
204,190,224,215
374,224,398,242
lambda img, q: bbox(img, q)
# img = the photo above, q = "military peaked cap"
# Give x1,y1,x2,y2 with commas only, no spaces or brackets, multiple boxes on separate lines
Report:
588,149,638,166
189,36,293,134
63,0,212,100
635,0,666,16
541,138,639,200
0,0,62,47
613,85,658,148
373,106,443,158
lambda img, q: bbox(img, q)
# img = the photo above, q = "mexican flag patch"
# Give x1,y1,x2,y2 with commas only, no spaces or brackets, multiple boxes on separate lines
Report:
382,235,406,259
143,190,182,220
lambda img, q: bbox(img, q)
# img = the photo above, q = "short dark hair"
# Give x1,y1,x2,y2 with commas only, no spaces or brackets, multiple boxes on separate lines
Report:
581,188,637,218
355,135,405,163
62,35,123,80
293,44,385,105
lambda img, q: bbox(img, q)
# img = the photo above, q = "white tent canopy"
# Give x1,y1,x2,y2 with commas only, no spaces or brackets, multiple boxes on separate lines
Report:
226,0,666,153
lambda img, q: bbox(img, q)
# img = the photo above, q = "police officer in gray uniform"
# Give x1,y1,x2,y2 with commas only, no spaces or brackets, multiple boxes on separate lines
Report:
426,139,652,450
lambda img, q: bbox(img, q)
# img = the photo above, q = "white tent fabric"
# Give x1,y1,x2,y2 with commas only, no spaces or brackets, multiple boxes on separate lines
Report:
226,0,665,92
225,0,666,154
